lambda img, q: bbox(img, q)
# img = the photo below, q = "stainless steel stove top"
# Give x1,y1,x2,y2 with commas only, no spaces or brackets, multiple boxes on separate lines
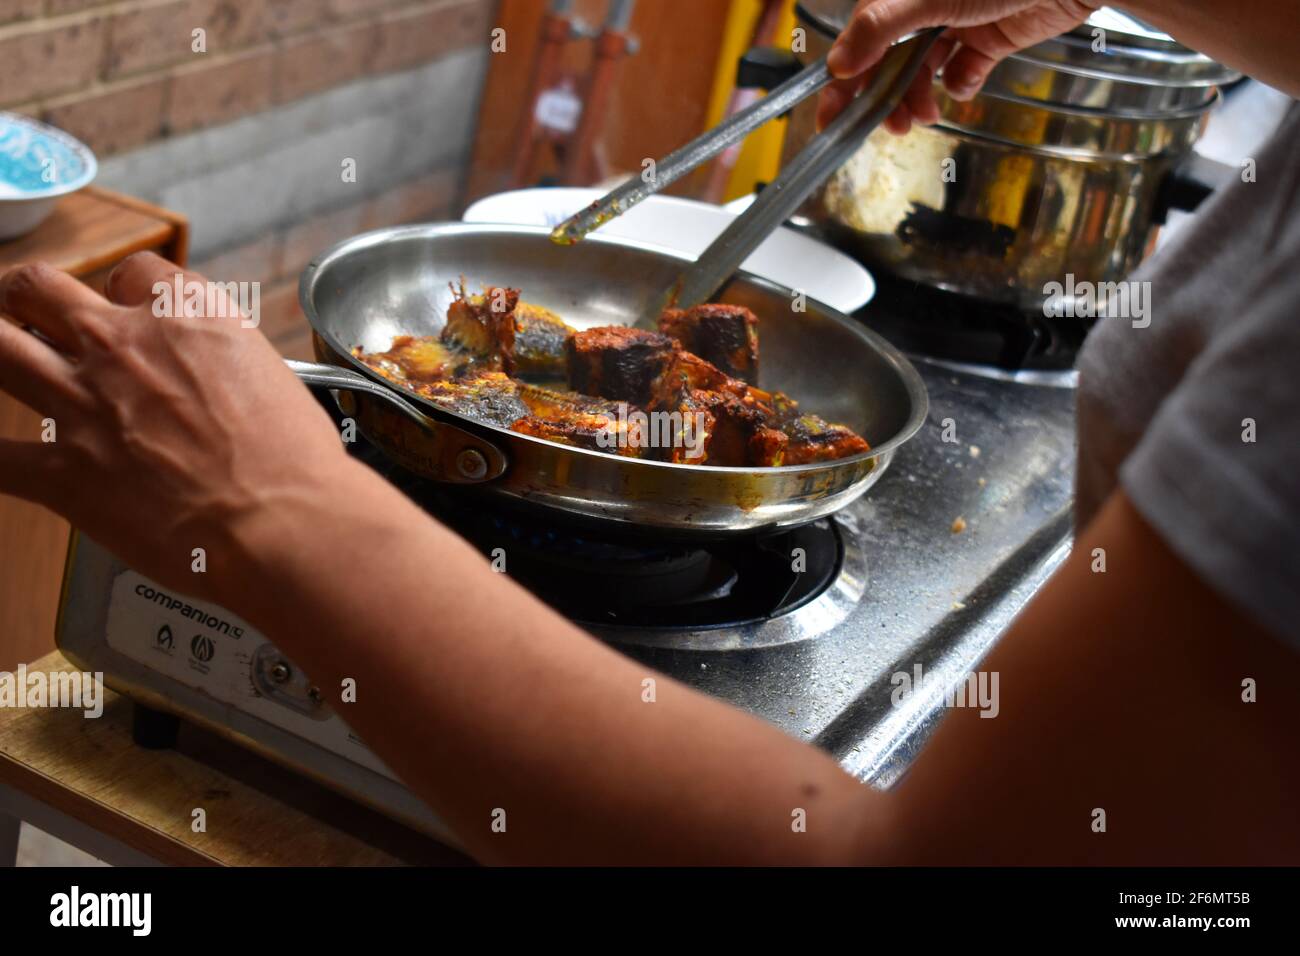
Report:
56,354,1076,837
617,357,1076,785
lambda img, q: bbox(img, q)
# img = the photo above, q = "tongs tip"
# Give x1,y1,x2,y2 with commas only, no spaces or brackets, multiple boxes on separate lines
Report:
548,225,580,246
550,198,623,247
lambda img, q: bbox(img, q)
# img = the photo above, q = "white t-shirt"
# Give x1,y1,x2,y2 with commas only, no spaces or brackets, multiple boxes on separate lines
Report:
1076,102,1300,647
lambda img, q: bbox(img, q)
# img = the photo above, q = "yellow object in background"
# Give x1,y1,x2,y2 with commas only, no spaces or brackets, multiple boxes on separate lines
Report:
984,68,1056,229
702,0,799,204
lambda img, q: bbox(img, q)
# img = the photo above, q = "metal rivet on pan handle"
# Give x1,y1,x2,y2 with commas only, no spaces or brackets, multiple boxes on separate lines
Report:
455,448,489,481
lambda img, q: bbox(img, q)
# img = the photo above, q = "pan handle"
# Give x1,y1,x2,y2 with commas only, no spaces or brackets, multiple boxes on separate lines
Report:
286,359,508,484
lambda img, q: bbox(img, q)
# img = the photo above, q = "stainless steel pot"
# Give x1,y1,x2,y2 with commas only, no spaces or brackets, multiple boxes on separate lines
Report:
747,3,1238,310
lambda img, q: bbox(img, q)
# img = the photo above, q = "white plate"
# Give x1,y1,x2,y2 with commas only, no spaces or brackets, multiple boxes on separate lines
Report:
463,187,874,314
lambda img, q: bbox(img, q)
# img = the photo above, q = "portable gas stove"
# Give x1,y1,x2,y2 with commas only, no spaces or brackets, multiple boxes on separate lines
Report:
56,293,1079,841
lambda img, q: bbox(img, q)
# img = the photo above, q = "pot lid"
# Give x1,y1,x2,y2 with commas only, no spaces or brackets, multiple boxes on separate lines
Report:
1033,9,1240,86
795,2,1239,87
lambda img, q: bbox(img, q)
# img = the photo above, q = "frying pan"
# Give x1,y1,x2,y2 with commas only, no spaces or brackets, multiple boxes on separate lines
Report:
292,222,927,536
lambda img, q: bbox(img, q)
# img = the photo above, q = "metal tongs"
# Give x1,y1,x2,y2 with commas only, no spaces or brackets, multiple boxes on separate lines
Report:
551,28,945,324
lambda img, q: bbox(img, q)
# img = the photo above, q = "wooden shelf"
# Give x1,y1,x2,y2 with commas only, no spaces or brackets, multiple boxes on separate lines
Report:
0,187,188,281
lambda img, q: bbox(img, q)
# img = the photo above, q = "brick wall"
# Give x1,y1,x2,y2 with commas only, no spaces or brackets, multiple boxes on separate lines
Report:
1,0,498,357
1,0,491,154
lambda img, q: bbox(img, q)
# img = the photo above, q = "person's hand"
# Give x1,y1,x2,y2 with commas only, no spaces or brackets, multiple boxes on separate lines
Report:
816,0,1100,134
0,253,356,603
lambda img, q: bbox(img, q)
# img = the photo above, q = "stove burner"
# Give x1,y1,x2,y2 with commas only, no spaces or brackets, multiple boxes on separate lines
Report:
323,402,845,631
432,496,844,629
856,271,1090,371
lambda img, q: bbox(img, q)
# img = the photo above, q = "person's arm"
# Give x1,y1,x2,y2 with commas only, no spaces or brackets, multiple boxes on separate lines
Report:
231,449,1300,865
1,253,1297,864
818,1,1300,133
888,491,1300,864
1122,0,1300,97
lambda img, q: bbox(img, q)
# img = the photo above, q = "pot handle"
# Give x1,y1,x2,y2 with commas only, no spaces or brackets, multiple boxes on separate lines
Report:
1152,153,1238,225
286,359,508,485
738,47,805,93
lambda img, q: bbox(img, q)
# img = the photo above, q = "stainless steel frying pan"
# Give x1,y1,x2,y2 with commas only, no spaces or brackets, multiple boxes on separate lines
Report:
293,222,927,535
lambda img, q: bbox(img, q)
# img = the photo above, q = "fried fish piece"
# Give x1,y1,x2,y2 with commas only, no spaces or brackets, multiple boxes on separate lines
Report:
353,336,474,384
564,327,774,463
444,285,576,380
565,326,679,405
513,302,574,379
511,383,647,457
641,346,789,465
411,371,532,428
442,284,519,374
663,388,788,467
780,416,871,464
768,393,871,464
511,415,643,456
360,288,572,386
748,424,791,467
652,348,731,396
516,381,619,419
650,350,769,413
659,304,760,383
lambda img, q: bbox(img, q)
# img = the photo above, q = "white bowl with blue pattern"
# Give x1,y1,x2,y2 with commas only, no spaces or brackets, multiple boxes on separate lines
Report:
0,112,97,241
